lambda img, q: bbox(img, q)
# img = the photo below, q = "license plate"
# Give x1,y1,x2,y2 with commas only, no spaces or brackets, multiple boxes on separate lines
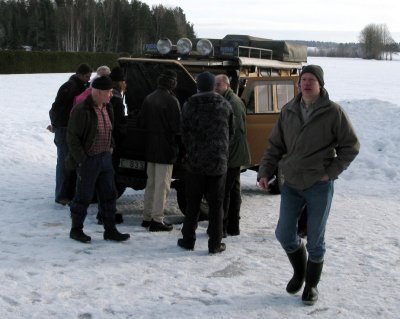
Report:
119,158,146,170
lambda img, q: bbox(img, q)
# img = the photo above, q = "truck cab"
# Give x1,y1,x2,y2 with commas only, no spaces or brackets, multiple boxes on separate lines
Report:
114,34,307,206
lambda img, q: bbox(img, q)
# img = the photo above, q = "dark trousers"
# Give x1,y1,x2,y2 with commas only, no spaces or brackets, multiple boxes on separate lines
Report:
223,167,242,234
59,168,76,201
70,152,117,228
54,127,68,202
181,172,226,250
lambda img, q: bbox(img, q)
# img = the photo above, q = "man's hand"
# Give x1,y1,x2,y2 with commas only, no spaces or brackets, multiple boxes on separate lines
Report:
320,174,329,181
258,177,270,191
46,124,55,133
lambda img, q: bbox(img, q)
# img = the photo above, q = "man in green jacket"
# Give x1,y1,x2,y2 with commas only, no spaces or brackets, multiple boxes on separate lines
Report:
258,65,359,305
66,76,130,243
215,74,251,236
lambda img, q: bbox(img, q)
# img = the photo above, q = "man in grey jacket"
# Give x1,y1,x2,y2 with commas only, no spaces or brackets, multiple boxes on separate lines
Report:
258,65,359,305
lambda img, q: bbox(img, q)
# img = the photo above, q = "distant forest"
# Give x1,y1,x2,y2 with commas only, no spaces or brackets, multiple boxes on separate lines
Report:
1,1,399,60
0,0,195,53
294,40,399,60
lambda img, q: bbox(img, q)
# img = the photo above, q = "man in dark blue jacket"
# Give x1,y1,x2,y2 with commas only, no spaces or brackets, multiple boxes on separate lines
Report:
49,63,92,205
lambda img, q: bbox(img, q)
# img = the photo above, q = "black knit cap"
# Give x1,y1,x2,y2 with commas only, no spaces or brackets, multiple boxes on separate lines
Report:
76,63,93,75
300,65,324,87
159,69,177,81
110,66,125,82
157,70,177,90
196,72,215,92
92,76,113,90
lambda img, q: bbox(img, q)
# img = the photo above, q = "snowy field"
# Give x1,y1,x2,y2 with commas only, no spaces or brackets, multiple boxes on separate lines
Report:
0,56,399,318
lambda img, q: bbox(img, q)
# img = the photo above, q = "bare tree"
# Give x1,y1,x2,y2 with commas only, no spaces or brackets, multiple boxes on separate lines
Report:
359,23,395,60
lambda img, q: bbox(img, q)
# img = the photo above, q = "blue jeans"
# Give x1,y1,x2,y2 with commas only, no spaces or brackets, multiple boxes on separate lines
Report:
275,181,334,262
70,152,117,227
54,127,68,202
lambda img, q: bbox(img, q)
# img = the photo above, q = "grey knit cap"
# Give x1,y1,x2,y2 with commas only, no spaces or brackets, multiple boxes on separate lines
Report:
300,65,324,87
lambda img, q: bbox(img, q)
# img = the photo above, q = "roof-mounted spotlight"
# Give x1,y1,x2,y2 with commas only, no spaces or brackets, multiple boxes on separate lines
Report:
157,38,172,54
177,38,192,55
196,39,213,56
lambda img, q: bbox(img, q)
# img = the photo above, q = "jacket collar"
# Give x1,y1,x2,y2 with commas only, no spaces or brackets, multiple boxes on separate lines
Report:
286,87,331,114
84,94,112,111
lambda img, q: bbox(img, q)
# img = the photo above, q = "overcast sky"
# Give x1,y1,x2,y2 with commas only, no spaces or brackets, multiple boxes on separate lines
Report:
141,0,400,43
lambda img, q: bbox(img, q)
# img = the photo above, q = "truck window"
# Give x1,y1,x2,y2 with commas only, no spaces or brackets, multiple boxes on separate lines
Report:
245,80,295,113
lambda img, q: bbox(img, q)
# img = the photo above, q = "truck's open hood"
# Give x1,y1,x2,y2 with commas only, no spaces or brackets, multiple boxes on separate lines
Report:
118,58,197,114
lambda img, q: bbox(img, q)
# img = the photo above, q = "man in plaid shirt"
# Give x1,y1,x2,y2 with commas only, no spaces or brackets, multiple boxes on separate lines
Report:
66,76,130,243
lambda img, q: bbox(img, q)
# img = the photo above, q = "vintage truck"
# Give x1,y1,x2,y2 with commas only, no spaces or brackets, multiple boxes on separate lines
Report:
113,34,307,214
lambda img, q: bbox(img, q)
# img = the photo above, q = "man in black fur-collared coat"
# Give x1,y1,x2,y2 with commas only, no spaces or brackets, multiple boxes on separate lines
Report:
178,72,234,254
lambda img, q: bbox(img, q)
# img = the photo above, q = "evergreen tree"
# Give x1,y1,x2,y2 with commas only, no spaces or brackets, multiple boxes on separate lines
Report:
0,0,197,53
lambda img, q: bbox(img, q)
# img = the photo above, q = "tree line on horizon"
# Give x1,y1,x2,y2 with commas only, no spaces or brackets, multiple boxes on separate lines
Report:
0,0,195,53
1,1,398,60
294,23,399,60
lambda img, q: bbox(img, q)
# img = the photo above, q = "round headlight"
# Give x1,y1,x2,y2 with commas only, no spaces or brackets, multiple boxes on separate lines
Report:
157,38,172,54
177,38,192,55
196,39,213,56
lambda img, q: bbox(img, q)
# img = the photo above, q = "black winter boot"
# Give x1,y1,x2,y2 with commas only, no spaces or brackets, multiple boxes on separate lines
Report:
149,220,173,232
103,221,130,242
70,227,91,243
286,242,307,294
177,238,195,250
209,243,226,254
302,260,324,305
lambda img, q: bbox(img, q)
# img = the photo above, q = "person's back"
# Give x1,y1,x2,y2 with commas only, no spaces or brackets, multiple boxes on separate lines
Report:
178,72,233,254
182,91,233,175
141,70,181,232
142,87,181,164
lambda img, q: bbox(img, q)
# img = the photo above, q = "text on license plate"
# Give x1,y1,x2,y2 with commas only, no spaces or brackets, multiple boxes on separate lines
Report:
119,158,146,170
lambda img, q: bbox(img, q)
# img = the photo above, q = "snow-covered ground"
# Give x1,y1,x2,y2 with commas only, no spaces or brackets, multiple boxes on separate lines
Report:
0,56,399,318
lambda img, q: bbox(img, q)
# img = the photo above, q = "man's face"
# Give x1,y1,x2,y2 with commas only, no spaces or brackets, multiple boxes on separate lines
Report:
92,88,113,105
300,73,320,100
97,69,110,77
214,77,229,95
79,72,92,83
